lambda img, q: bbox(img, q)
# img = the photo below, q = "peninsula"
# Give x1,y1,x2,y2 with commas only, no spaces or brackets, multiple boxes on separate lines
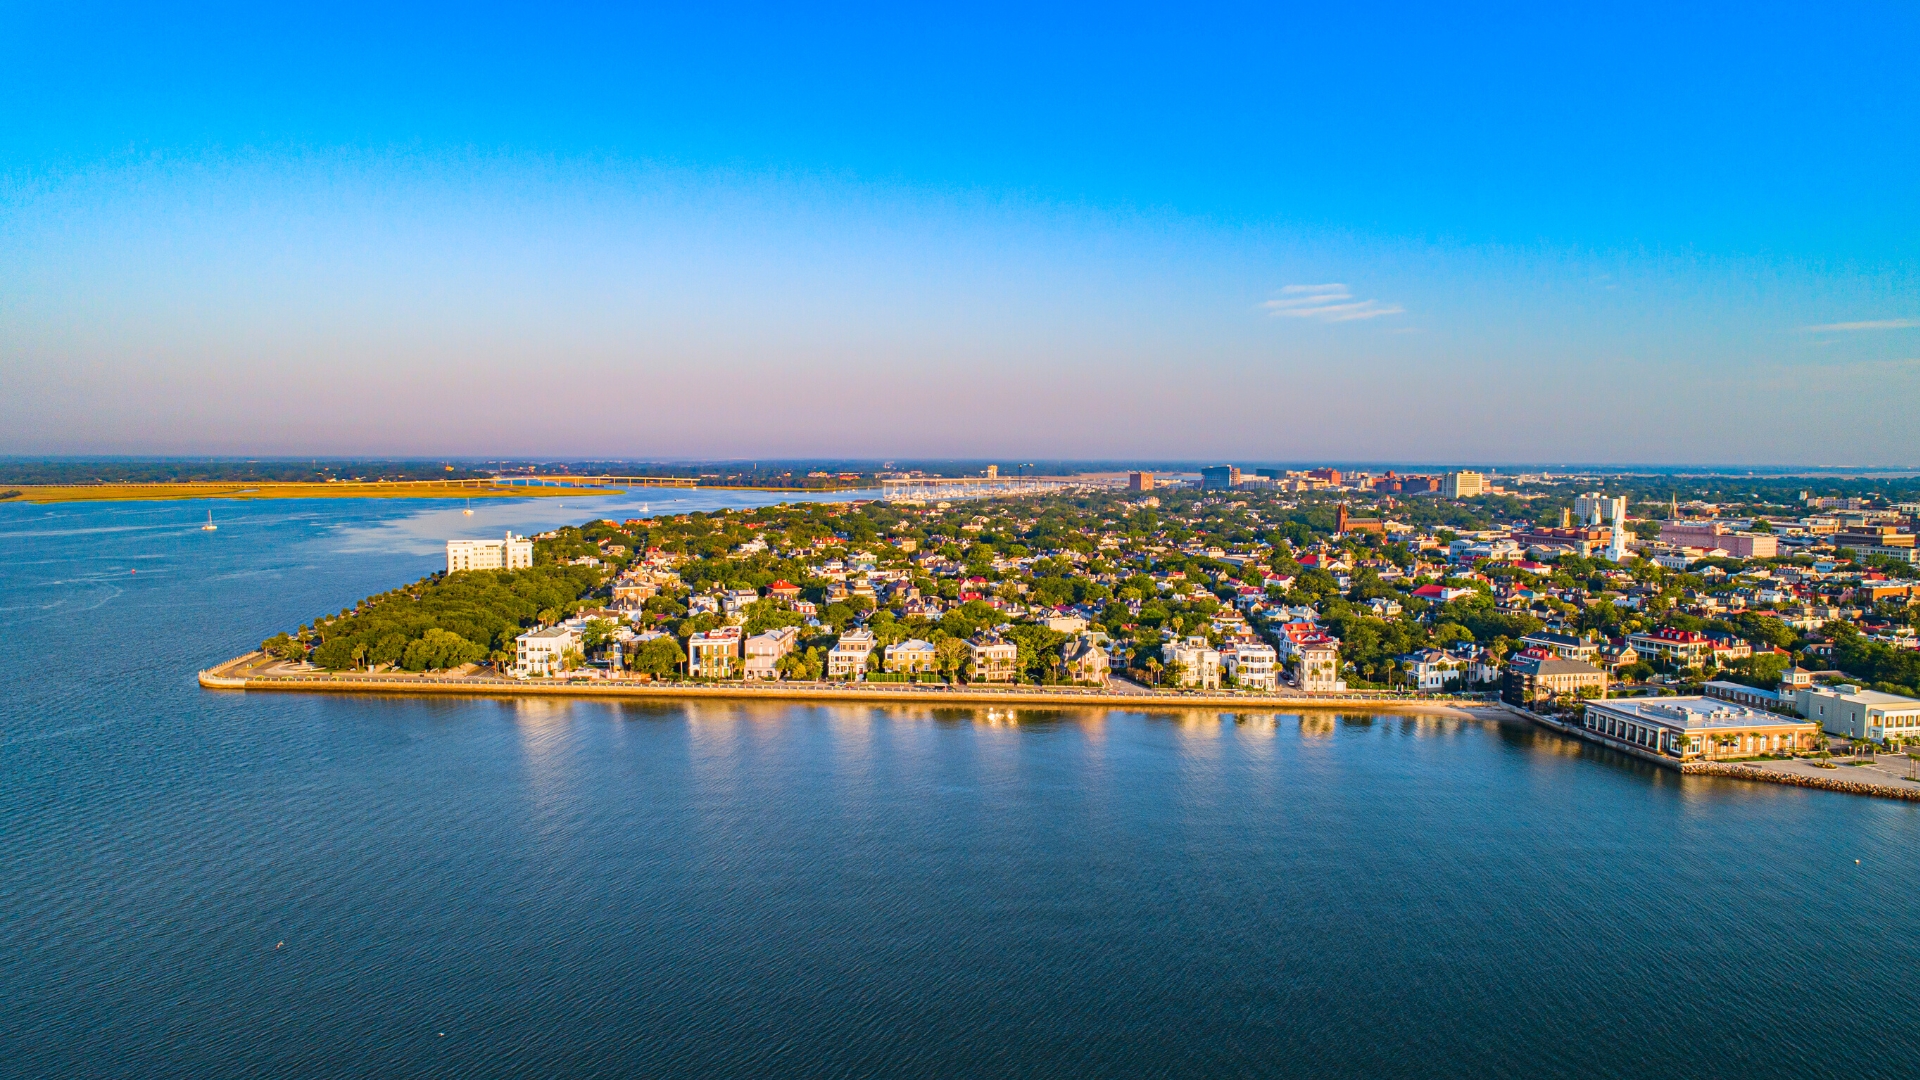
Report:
208,467,1920,786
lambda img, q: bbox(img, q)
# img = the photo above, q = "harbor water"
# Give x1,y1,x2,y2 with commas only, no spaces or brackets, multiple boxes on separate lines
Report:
2,494,1916,1078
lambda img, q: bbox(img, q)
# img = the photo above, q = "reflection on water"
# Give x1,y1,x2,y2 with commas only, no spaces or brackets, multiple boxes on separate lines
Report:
1299,714,1338,739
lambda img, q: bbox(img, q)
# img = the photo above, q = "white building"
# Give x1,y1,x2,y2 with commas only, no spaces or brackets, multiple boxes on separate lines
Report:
1400,649,1466,691
1573,493,1628,528
447,532,534,574
1164,636,1221,690
1443,471,1486,499
514,624,579,678
1796,684,1920,742
1222,642,1278,690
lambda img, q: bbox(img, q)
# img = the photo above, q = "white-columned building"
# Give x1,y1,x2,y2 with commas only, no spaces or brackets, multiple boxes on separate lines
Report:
1222,642,1278,690
1164,636,1221,689
447,532,534,574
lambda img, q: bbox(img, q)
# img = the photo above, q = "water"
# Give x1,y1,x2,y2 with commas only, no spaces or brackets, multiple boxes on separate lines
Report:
3,495,1917,1079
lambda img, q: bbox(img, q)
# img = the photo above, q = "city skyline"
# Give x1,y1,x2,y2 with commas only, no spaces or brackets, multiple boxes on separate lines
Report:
3,2,1916,462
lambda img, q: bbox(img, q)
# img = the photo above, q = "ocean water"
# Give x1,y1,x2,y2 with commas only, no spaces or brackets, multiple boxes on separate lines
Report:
2,494,1917,1079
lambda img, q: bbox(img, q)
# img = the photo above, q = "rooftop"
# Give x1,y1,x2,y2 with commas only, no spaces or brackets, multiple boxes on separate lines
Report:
1802,684,1920,709
1588,696,1807,731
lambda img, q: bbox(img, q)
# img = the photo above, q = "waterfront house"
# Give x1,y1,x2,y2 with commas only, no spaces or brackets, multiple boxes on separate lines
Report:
968,635,1019,683
513,624,579,678
1502,648,1607,705
827,629,877,679
1164,636,1221,690
1293,635,1345,692
1400,648,1466,691
883,638,939,675
1222,641,1278,690
687,626,743,678
1062,634,1111,685
743,625,801,680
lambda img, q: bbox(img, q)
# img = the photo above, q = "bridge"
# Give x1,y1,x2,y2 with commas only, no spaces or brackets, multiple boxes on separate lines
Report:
878,475,1122,502
490,475,699,489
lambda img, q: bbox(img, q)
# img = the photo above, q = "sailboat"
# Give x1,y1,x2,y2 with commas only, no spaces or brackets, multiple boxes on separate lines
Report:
201,510,218,531
463,498,474,516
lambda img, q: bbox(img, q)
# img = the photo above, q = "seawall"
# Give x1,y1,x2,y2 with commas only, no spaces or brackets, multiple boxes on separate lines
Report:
198,653,1492,715
1681,761,1920,802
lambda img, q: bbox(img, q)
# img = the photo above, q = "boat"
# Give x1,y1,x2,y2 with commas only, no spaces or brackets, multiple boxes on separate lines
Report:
201,510,218,531
462,498,474,516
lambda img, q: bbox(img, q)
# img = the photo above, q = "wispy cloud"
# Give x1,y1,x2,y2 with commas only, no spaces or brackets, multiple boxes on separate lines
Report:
1263,284,1404,322
1800,318,1919,332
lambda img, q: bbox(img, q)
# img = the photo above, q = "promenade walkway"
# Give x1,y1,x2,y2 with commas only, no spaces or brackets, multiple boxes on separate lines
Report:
200,652,1499,716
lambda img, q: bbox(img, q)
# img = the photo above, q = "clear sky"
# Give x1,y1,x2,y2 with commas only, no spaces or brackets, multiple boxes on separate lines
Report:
3,2,1916,464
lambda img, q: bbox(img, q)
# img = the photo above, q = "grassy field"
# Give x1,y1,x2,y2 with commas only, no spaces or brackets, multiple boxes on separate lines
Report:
0,481,624,504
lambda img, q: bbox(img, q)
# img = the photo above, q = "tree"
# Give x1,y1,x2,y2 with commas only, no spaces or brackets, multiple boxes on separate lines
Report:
400,628,488,671
743,599,805,636
629,636,687,678
260,632,306,662
935,637,970,682
313,637,357,671
777,646,824,681
1006,624,1069,683
581,617,617,652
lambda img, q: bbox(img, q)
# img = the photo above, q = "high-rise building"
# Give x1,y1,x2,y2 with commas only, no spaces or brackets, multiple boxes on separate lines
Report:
1128,471,1155,492
1308,468,1343,486
1200,465,1241,489
985,465,998,478
1574,493,1627,527
447,532,534,574
1443,471,1486,499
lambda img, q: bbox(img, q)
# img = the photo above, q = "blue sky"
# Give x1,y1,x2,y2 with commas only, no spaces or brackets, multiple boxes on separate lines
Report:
3,2,1916,463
